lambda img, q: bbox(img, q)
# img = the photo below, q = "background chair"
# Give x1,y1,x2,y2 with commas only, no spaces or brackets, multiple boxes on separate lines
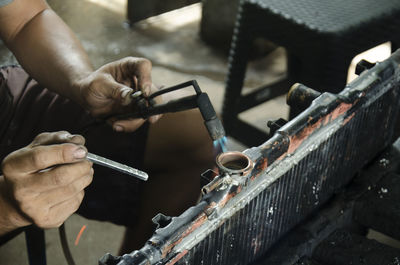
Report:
222,0,400,146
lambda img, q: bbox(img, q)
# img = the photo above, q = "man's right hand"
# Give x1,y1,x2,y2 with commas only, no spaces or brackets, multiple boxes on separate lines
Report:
0,131,93,235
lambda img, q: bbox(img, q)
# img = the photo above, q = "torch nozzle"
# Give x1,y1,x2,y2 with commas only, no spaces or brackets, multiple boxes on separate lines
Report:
196,93,226,141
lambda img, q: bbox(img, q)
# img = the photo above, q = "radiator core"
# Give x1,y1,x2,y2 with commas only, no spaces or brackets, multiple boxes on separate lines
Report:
100,51,400,265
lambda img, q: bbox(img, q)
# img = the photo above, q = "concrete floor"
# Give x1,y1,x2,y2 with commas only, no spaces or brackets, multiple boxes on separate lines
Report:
0,1,394,264
0,1,288,264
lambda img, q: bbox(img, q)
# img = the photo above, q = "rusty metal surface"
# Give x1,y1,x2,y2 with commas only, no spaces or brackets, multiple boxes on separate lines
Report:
100,50,400,265
254,138,400,264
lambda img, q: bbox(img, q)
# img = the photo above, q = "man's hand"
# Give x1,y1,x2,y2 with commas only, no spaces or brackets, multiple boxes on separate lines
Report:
0,131,93,234
0,3,161,133
0,1,162,133
76,57,162,132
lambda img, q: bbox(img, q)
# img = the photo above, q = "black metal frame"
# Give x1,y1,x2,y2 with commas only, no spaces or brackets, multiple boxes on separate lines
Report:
256,139,400,264
100,47,400,265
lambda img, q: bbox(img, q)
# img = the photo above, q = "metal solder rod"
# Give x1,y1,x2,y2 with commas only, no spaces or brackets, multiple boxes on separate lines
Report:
86,152,148,181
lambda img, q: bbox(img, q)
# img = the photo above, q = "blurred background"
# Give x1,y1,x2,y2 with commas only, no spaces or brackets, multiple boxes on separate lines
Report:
0,0,393,264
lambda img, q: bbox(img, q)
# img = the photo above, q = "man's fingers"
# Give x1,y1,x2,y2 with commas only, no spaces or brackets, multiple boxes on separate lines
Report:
23,161,93,192
99,76,134,107
109,83,164,130
148,114,162,124
100,57,151,101
112,118,146,132
37,172,93,207
2,143,88,175
97,75,133,101
31,131,85,146
35,191,85,229
50,191,85,227
122,57,152,96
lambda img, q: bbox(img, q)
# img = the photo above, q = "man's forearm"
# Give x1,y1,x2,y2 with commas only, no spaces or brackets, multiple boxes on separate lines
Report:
5,7,94,105
0,0,155,129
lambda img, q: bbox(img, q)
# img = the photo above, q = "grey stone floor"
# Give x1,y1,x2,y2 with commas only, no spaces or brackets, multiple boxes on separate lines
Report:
0,1,288,264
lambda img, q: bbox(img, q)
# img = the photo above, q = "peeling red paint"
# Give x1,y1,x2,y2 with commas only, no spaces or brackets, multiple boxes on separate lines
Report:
321,114,330,126
251,158,268,180
166,250,189,265
207,201,217,209
181,214,207,238
277,151,289,162
161,214,207,258
257,158,268,171
261,141,279,151
343,112,355,125
287,102,353,154
329,102,352,121
288,118,323,154
219,191,237,208
162,188,243,261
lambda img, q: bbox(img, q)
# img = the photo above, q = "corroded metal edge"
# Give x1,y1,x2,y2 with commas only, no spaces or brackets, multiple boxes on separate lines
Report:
101,50,400,265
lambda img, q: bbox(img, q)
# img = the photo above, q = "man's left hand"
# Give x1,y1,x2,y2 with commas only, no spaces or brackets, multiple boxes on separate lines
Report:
76,57,162,132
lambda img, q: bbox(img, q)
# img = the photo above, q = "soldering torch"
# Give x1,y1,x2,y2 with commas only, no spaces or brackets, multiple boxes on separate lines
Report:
115,80,226,142
87,80,225,181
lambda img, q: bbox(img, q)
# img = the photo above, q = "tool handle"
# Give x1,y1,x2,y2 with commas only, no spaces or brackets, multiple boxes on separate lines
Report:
86,153,148,181
113,95,199,120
